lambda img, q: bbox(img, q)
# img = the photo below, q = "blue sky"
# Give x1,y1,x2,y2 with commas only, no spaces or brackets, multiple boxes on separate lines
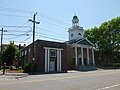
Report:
0,0,120,45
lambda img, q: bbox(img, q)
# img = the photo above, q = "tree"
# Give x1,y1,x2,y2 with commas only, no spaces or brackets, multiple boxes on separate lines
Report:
84,16,120,66
2,41,21,66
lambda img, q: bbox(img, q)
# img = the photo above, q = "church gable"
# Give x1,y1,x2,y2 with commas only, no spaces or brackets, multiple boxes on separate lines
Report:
77,39,93,46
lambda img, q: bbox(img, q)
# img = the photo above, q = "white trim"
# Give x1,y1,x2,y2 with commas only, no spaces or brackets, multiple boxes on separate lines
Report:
44,47,63,72
75,46,78,65
87,48,90,65
71,43,78,47
47,49,50,72
44,47,63,50
59,50,61,71
50,49,57,57
71,44,93,48
81,47,84,65
78,44,93,48
85,38,94,46
92,48,95,65
76,38,94,46
45,49,48,72
77,38,84,43
57,50,60,71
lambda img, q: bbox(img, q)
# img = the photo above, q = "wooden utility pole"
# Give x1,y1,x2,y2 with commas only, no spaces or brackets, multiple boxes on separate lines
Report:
29,12,40,74
0,28,7,74
0,28,3,68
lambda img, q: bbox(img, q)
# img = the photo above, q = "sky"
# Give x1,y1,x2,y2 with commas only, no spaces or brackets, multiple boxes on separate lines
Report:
0,0,120,45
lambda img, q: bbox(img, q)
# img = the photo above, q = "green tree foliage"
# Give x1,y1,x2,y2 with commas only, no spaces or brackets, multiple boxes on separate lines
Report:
84,16,120,66
2,41,21,65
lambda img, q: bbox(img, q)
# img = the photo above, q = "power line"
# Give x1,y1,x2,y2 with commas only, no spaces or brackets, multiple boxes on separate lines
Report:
38,14,70,26
0,26,32,32
4,34,32,40
6,26,32,33
0,23,32,40
0,13,30,18
36,27,66,35
3,34,29,36
0,7,68,30
0,7,70,27
12,41,30,44
4,30,32,40
36,34,65,42
0,12,69,30
0,22,32,43
0,7,33,14
10,21,31,30
21,36,31,43
0,25,31,28
6,30,31,32
39,18,67,29
0,7,69,43
2,27,32,33
0,7,69,26
0,25,32,34
36,31,64,39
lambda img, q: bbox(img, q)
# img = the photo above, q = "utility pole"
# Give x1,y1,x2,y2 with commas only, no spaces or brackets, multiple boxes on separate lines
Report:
0,28,3,68
0,28,7,74
29,12,40,74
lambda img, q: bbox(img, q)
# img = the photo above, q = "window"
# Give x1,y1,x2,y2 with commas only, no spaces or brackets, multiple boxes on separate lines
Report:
72,58,75,65
22,52,24,56
50,49,56,57
71,33,73,37
25,50,27,55
29,48,31,54
78,33,81,36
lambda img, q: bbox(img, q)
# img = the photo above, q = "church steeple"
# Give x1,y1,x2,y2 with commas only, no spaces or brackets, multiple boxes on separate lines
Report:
68,15,84,41
72,15,79,26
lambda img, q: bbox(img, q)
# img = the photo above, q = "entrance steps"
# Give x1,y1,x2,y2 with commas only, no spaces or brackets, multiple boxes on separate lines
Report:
78,65,97,71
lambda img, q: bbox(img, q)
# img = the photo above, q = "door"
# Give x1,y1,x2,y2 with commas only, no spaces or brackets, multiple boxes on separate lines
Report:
49,60,55,72
49,50,57,72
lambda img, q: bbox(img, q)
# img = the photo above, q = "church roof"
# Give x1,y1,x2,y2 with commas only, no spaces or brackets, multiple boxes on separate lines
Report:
67,38,94,46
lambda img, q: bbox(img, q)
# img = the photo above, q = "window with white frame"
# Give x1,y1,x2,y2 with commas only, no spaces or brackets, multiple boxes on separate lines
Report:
50,49,56,57
25,50,27,55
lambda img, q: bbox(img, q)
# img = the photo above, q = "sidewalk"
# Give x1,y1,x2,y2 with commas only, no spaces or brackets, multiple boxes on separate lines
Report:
0,71,29,80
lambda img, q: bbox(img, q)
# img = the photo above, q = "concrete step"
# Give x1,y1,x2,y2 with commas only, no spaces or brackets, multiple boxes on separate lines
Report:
78,65,97,71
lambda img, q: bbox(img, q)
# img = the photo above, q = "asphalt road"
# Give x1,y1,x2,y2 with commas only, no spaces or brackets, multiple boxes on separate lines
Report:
0,70,120,90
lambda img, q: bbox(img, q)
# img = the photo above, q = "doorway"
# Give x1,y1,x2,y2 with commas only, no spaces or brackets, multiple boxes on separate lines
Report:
49,50,57,72
49,57,56,72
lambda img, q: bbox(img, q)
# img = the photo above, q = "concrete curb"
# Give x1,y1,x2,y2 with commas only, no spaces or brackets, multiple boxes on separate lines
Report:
0,72,29,80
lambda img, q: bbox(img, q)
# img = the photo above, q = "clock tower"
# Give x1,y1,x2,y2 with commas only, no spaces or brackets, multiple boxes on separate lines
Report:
68,15,84,41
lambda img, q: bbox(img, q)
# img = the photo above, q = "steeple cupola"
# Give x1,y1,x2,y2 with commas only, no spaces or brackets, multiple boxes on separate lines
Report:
72,15,79,26
68,15,84,41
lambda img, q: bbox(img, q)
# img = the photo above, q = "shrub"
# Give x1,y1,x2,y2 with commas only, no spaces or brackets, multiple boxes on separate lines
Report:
113,63,120,68
9,66,18,70
1,66,9,69
23,63,31,73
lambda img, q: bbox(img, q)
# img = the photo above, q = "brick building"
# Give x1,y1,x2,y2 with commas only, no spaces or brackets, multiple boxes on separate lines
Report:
22,40,67,73
22,15,96,73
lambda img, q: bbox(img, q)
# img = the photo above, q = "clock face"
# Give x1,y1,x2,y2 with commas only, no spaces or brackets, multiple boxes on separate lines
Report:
71,33,73,37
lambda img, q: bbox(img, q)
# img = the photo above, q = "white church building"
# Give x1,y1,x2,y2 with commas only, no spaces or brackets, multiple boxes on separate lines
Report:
66,15,96,70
